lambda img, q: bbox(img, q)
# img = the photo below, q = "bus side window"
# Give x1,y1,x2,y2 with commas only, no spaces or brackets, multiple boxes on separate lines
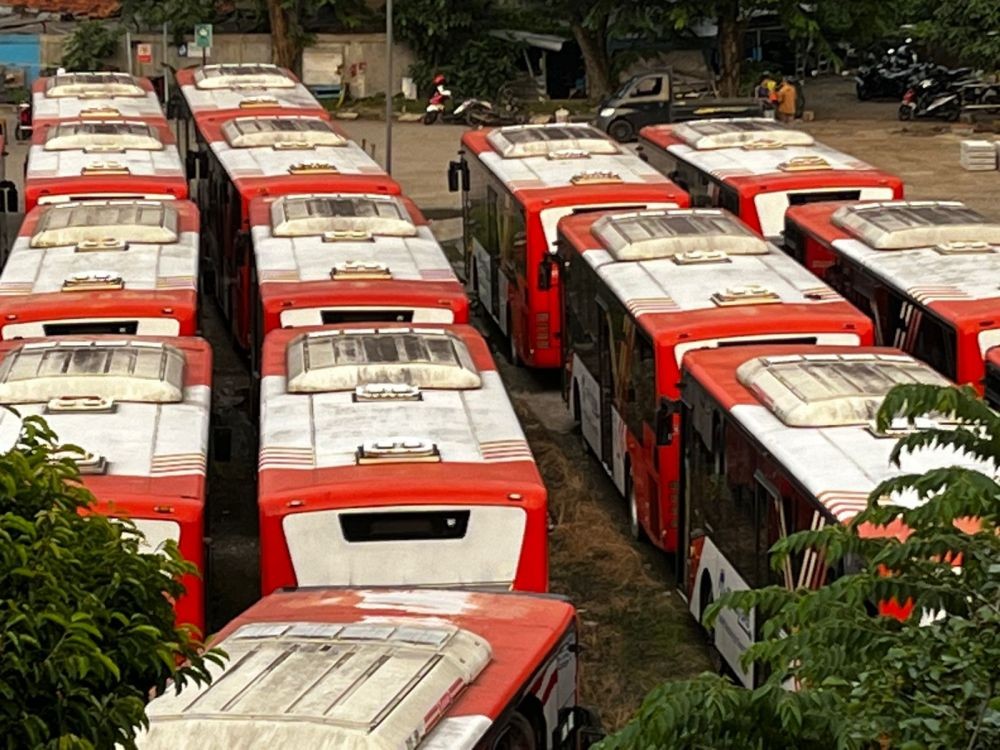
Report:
486,186,500,258
625,330,656,436
718,184,740,215
910,312,958,381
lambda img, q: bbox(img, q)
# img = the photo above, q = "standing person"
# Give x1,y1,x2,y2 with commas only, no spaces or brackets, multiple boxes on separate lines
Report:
776,75,797,122
756,71,777,109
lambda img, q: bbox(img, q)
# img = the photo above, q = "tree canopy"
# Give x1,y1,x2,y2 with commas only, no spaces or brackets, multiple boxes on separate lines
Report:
598,382,1000,749
0,415,221,749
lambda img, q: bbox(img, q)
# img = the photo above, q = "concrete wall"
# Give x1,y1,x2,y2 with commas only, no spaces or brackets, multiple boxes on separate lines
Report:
38,30,414,98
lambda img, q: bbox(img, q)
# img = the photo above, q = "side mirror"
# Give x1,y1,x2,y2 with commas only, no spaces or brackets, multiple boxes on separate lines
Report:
655,398,678,446
448,157,469,193
538,253,557,291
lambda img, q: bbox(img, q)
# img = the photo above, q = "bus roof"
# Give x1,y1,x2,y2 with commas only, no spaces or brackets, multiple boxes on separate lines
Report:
38,71,148,99
559,208,868,347
463,127,686,205
32,74,164,125
683,344,992,525
178,70,327,118
136,587,575,750
259,324,539,493
250,193,457,285
0,336,211,513
787,200,1000,322
0,199,198,301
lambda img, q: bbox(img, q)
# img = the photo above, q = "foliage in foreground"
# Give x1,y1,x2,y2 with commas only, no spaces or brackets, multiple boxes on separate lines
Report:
0,416,222,750
599,383,1000,750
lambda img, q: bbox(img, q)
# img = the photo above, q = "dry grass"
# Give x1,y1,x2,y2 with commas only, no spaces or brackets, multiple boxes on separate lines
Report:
511,398,712,731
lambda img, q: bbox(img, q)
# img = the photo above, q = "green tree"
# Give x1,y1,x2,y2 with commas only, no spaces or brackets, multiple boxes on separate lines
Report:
598,383,1000,749
61,21,123,72
266,0,375,73
916,0,1000,71
0,415,222,749
118,0,217,42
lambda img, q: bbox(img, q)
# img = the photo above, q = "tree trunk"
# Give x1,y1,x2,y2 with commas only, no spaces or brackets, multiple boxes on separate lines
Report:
571,22,612,100
267,0,298,71
716,2,744,97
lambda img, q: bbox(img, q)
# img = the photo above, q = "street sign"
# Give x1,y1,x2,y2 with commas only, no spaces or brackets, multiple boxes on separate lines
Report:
137,43,152,64
194,24,213,49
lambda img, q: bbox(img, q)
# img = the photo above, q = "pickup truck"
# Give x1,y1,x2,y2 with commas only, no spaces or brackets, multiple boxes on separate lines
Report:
593,70,770,142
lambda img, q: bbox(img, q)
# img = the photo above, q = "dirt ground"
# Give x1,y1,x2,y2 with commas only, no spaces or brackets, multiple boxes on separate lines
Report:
2,74,997,732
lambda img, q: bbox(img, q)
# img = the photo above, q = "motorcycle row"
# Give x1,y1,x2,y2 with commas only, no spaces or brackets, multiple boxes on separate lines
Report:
855,39,1000,121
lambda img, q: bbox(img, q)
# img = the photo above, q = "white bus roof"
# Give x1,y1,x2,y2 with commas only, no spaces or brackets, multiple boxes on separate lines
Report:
832,200,1000,250
487,123,620,159
194,63,295,90
669,118,815,150
30,200,178,247
210,139,385,180
720,352,991,523
222,116,346,149
27,144,183,181
593,208,769,262
138,620,490,750
269,194,415,238
180,83,321,114
44,72,145,98
32,92,163,122
0,340,185,404
664,141,875,179
287,328,481,393
261,329,532,470
0,340,210,480
44,121,163,152
737,352,948,427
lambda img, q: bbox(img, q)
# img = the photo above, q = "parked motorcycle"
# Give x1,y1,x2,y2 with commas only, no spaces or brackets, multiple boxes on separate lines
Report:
898,67,979,121
855,41,925,101
424,95,496,125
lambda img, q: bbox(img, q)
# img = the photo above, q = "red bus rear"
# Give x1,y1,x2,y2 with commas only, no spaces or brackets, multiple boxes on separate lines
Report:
785,199,1000,391
258,324,548,595
0,336,211,632
25,119,187,211
0,199,199,338
452,123,689,368
638,118,902,242
557,207,873,553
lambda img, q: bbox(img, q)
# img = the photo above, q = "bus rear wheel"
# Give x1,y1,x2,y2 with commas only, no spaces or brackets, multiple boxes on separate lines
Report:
493,711,538,750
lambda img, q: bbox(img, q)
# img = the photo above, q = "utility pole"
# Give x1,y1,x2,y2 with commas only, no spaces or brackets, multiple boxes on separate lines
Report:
385,0,393,174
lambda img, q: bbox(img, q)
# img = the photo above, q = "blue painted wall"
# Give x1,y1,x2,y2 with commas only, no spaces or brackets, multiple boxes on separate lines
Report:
0,34,41,85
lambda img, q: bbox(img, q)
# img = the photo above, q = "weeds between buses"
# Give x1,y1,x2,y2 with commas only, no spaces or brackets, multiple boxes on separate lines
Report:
637,118,902,242
555,207,872,553
450,123,689,368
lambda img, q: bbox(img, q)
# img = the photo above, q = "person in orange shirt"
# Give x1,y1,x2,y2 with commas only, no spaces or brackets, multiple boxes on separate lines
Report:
776,75,797,122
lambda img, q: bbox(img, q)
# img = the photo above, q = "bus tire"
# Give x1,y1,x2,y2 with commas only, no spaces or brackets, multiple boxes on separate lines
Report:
626,468,648,543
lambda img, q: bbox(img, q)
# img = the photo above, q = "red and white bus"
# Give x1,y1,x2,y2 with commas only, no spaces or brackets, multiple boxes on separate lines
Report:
557,208,874,553
451,123,688,368
186,112,399,348
785,199,1000,390
248,192,468,360
137,587,597,749
0,336,211,632
24,119,187,211
678,344,989,687
258,324,548,596
0,199,199,339
638,118,903,241
31,72,166,128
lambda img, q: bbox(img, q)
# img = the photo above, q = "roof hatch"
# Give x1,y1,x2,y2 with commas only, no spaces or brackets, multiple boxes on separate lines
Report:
832,200,1000,250
487,124,619,159
194,63,295,90
737,352,947,427
593,208,769,262
138,620,491,750
45,72,144,99
222,116,346,149
670,118,815,150
0,340,186,405
31,200,178,248
270,194,416,238
45,121,163,152
286,327,481,393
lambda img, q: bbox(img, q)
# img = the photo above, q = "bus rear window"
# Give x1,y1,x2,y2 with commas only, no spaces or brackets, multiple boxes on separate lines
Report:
340,510,471,542
320,310,414,324
787,190,861,206
43,321,139,336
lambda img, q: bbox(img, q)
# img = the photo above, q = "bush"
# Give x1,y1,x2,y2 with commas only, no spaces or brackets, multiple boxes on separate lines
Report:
61,21,122,72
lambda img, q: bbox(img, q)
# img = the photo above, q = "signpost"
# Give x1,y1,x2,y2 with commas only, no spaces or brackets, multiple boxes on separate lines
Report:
194,23,212,65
